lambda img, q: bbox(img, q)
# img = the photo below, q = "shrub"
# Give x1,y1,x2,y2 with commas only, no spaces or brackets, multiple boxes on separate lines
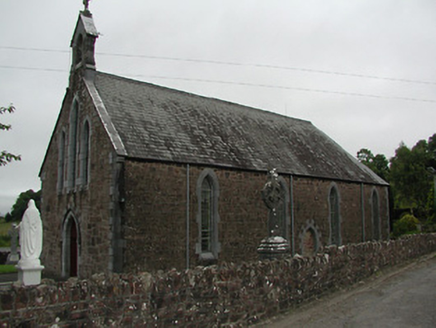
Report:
393,214,420,237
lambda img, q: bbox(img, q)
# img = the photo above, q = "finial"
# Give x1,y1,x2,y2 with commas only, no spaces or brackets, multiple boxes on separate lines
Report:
83,0,90,11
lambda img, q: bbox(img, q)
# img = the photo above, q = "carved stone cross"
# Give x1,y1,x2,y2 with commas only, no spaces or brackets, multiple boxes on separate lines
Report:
257,168,290,260
261,168,282,210
261,168,284,236
6,223,20,264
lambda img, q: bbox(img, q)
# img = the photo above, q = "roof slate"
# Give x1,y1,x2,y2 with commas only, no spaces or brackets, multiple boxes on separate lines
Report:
92,71,387,185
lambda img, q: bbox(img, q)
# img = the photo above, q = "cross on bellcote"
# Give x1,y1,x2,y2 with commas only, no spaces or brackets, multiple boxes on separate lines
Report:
83,0,90,11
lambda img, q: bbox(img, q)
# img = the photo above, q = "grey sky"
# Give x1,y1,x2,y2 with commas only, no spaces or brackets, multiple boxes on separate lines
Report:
1,0,435,214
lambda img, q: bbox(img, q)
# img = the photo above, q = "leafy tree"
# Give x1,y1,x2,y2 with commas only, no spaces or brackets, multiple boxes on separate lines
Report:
427,133,436,216
0,104,21,166
4,189,41,222
357,148,390,181
428,133,436,168
390,139,433,217
357,148,373,163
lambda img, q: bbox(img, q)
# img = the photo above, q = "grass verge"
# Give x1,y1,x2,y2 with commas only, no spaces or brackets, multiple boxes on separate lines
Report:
0,265,17,274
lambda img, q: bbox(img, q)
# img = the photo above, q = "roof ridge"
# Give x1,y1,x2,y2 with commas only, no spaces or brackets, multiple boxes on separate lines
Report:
95,70,311,124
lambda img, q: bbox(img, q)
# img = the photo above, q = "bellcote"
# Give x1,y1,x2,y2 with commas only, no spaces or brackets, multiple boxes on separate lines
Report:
70,9,99,74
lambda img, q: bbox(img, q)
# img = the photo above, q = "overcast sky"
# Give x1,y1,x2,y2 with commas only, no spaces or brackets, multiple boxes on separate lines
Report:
1,0,435,215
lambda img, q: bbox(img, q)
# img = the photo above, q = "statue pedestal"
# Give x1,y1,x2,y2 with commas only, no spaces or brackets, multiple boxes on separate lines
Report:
257,236,290,261
16,259,44,286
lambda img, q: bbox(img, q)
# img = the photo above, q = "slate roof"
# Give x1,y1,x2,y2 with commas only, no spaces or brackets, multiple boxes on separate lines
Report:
91,71,387,185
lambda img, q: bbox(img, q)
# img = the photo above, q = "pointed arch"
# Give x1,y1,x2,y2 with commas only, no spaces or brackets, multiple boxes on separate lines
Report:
79,118,91,185
196,169,220,261
328,184,341,245
57,129,67,192
67,98,79,190
62,212,81,278
299,220,321,257
267,176,290,241
371,188,381,240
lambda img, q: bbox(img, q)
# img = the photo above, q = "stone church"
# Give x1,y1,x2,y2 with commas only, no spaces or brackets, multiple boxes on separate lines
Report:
39,8,389,279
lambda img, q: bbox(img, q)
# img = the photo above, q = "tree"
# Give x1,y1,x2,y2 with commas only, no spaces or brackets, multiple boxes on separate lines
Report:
357,148,390,181
390,139,433,217
4,189,41,222
0,104,21,166
428,133,436,168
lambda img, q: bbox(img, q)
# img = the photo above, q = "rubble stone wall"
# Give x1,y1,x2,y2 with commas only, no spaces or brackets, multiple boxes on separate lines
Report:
40,76,116,278
2,234,435,327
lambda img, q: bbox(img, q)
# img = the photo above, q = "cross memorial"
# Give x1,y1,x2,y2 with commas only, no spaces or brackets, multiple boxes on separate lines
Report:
257,169,290,260
6,223,19,264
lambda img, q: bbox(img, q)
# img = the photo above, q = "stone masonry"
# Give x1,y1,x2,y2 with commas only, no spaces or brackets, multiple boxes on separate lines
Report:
1,234,434,327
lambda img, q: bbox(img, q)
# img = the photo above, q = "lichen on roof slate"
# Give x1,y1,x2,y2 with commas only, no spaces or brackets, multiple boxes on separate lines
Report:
92,71,387,185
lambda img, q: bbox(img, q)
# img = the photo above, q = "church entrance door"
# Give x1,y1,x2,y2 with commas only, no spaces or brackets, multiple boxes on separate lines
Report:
69,219,78,277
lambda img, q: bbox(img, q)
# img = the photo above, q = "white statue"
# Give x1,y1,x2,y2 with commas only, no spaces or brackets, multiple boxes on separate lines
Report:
17,200,43,267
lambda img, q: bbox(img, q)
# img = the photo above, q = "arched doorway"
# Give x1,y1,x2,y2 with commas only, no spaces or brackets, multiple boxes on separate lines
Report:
69,219,78,277
62,214,79,278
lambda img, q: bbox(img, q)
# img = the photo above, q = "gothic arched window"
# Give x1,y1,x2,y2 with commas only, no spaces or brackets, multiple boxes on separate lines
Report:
79,120,90,185
329,186,341,245
67,99,79,190
268,177,290,241
57,130,66,192
372,189,381,240
196,169,220,261
201,177,213,252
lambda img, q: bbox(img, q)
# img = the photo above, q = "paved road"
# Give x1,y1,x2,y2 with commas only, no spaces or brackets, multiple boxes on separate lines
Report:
256,253,436,328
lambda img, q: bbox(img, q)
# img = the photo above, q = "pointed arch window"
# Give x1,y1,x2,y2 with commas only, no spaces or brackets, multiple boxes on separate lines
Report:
267,177,290,241
196,169,220,261
201,177,213,252
57,131,66,192
329,186,341,245
67,99,79,189
372,190,381,240
79,120,91,185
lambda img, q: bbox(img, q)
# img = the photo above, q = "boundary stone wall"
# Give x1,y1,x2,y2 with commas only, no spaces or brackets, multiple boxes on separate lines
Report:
1,234,435,327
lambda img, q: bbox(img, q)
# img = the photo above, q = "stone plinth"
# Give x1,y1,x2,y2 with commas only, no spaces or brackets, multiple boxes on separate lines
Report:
257,236,290,260
16,259,44,286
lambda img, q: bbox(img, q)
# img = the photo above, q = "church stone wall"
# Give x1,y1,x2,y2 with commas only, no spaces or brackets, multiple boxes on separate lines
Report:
41,78,115,279
122,160,389,273
2,235,434,327
40,77,389,278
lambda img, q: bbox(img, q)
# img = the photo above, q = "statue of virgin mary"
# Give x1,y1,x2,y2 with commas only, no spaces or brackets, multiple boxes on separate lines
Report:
17,200,43,267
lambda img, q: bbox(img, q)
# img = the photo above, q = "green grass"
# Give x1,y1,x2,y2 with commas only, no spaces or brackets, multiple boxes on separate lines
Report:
0,265,17,274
